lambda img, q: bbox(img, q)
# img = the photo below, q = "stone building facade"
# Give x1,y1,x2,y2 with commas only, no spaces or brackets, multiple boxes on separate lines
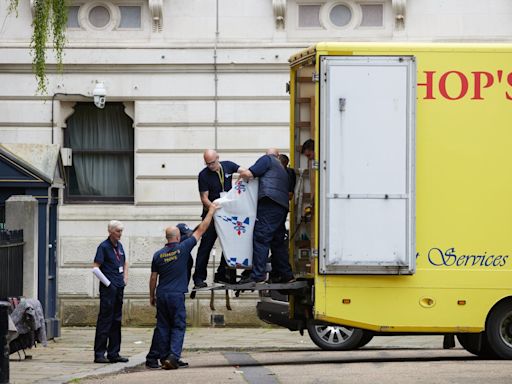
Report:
1,0,511,326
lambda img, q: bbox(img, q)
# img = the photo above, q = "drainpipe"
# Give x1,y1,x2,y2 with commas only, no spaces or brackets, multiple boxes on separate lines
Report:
213,0,219,149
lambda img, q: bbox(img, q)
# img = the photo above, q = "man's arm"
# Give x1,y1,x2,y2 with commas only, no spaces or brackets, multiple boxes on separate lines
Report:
192,203,219,241
238,169,254,181
199,191,211,210
124,261,129,286
149,272,158,306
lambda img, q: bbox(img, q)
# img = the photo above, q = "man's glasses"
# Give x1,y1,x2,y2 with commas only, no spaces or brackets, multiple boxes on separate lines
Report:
205,159,217,166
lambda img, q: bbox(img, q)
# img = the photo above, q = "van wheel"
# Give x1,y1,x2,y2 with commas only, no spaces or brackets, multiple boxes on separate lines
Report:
486,301,512,359
357,331,374,348
456,333,497,358
307,320,364,351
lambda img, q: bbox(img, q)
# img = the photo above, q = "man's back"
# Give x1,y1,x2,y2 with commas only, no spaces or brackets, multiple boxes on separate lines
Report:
151,237,197,294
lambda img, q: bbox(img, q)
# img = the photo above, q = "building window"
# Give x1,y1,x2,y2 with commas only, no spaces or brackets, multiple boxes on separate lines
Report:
88,5,111,28
119,6,142,28
360,4,383,27
328,3,352,27
70,3,143,31
298,4,322,28
67,6,80,28
64,102,134,203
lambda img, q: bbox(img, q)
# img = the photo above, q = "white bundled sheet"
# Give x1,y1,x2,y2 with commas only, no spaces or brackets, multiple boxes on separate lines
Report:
213,178,258,269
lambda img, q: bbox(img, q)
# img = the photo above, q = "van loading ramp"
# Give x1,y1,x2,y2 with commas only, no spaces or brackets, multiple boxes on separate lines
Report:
192,280,308,292
190,280,309,311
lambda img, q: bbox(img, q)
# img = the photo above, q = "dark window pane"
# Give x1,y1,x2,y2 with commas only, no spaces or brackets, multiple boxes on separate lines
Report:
65,102,134,202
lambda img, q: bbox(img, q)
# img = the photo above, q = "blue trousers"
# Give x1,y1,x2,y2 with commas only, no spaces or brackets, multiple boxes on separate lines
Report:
192,219,228,284
251,198,293,281
155,292,186,361
94,284,124,359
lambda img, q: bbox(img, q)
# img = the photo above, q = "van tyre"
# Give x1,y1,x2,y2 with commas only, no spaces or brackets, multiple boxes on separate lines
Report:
357,331,374,348
307,320,365,351
486,300,512,359
456,333,496,358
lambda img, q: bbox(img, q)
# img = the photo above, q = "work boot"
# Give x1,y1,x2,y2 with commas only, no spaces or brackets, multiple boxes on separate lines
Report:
145,360,160,369
193,281,207,289
178,359,189,368
162,356,179,370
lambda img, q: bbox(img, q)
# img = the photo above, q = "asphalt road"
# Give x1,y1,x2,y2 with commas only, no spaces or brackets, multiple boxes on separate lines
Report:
80,343,512,384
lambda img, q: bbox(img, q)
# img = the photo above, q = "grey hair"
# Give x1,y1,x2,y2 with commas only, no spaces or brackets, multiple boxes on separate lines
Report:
108,220,124,231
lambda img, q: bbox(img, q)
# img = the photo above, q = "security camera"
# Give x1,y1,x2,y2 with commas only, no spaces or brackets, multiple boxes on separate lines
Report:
93,82,106,109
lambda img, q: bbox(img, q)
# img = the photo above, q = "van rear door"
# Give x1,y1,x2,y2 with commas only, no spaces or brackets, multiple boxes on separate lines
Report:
319,56,416,274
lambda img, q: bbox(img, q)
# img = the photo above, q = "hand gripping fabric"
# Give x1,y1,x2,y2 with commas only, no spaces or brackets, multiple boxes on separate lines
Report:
213,179,258,269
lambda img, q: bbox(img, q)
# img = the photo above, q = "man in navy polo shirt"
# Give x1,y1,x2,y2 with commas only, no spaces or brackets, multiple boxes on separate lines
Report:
145,222,195,369
239,149,295,286
149,203,218,370
193,149,245,288
93,220,129,364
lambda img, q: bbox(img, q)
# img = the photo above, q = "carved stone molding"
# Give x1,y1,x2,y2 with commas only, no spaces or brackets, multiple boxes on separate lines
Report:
273,0,286,29
149,0,163,32
392,0,406,30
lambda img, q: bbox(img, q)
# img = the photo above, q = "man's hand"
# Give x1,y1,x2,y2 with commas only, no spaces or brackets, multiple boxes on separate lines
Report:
239,169,253,182
208,202,219,214
150,296,156,307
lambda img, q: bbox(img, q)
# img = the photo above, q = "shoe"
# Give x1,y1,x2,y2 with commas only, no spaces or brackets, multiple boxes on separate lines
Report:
238,276,255,285
193,281,207,289
109,355,129,363
145,360,160,369
178,359,189,368
162,357,179,370
213,273,229,284
94,356,109,363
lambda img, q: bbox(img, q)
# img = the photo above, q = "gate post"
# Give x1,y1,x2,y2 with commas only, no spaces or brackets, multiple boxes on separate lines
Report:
0,301,10,384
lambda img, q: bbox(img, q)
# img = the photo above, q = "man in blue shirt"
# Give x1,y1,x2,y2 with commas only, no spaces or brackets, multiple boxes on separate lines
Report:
145,222,194,369
149,203,218,370
239,149,295,285
93,220,129,364
193,149,245,288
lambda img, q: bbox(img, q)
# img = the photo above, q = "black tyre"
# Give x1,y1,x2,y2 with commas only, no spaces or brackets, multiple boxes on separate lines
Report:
486,300,512,359
307,320,365,351
456,333,497,358
357,331,374,348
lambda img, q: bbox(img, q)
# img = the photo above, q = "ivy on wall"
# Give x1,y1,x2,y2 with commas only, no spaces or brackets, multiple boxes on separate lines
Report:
9,0,68,94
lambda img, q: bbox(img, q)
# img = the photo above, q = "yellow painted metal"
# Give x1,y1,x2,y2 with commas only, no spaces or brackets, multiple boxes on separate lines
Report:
290,42,512,333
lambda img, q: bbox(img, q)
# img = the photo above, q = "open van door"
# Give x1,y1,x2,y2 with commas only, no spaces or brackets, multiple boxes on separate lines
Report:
319,56,416,274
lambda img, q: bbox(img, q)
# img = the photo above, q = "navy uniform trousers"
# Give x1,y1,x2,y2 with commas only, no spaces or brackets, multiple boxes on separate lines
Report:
154,292,186,362
251,198,293,282
94,284,124,359
192,219,228,284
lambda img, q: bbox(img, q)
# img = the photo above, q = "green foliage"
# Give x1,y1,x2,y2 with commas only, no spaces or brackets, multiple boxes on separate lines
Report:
8,0,68,94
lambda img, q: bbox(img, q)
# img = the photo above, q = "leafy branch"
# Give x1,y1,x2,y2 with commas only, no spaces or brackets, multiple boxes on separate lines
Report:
8,0,68,94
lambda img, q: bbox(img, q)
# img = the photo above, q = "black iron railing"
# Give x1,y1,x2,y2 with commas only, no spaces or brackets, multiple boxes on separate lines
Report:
0,230,24,299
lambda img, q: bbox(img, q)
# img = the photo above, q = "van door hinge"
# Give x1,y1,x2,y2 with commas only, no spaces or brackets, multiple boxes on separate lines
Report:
312,249,319,258
312,72,320,82
312,160,319,169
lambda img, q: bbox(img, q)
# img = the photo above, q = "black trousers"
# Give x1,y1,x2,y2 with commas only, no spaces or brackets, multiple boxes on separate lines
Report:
192,219,228,284
94,284,124,359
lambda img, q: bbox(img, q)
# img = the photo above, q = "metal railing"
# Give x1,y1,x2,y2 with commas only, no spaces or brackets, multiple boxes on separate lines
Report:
0,230,24,299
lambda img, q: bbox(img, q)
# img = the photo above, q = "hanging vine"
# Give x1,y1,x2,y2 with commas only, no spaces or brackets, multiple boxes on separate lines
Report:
8,0,68,94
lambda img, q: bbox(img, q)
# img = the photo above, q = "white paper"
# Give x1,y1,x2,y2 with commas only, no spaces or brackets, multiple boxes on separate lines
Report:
92,267,111,287
213,179,258,268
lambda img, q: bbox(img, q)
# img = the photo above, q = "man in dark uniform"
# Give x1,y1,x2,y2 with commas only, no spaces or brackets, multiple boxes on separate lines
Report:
93,220,129,364
239,149,294,285
149,203,218,370
145,222,194,369
193,149,244,288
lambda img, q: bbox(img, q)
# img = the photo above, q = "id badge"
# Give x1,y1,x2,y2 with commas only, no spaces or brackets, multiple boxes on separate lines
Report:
220,192,227,198
119,266,124,273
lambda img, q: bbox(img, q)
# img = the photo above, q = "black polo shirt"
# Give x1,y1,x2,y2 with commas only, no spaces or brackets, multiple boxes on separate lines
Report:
198,160,239,212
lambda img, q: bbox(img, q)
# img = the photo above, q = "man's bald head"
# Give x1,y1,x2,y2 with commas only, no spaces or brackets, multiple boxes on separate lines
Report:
203,149,220,171
165,226,180,242
266,148,279,157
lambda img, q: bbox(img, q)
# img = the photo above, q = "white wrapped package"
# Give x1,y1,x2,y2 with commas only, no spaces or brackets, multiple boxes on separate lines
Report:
214,178,258,269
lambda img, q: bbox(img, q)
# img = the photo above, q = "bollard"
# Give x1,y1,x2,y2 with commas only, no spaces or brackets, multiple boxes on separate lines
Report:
0,301,9,384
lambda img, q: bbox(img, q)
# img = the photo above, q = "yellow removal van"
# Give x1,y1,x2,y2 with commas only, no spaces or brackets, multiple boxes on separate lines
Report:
256,42,512,359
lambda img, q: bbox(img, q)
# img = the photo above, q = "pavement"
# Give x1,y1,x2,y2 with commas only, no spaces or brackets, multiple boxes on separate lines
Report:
7,327,449,384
